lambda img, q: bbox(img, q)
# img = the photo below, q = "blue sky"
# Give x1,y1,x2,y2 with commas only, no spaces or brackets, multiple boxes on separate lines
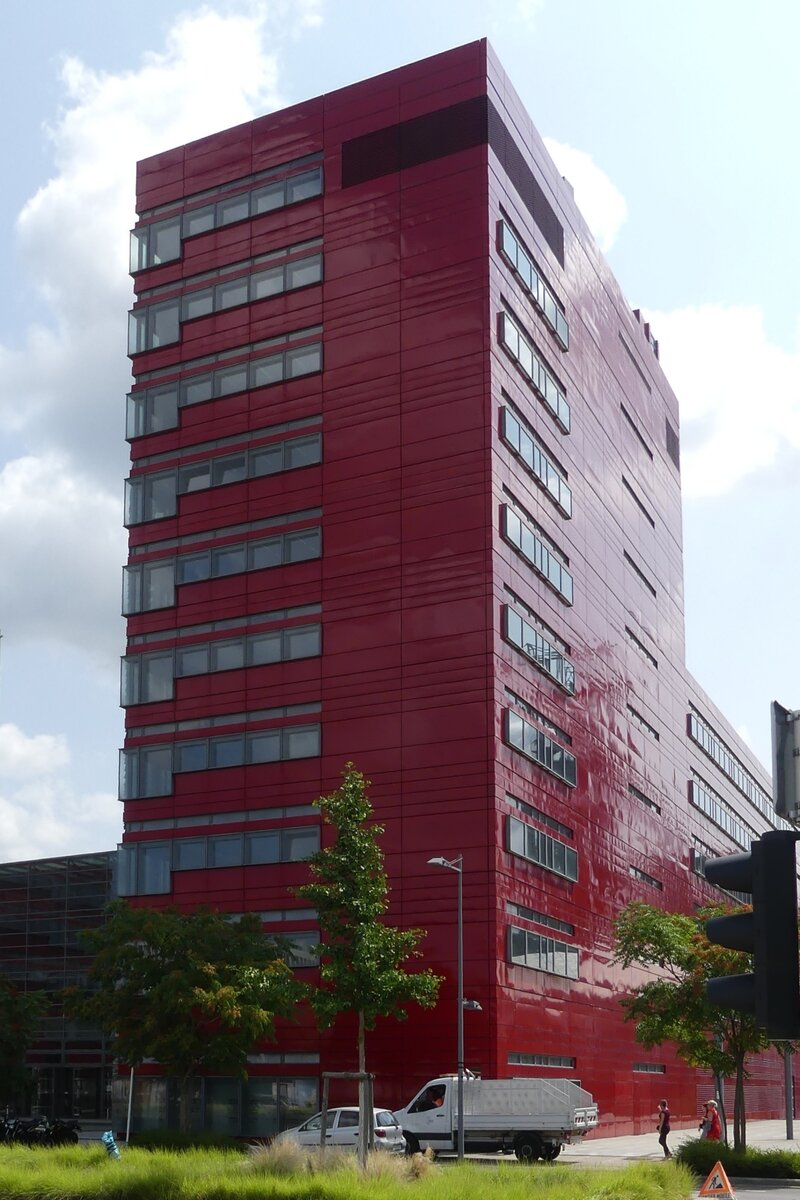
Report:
1,0,797,858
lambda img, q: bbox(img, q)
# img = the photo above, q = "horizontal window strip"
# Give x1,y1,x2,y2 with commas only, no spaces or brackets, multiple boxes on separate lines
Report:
627,703,660,741
127,338,323,438
628,783,662,816
129,252,323,355
625,626,658,668
633,1063,665,1074
131,161,323,269
498,308,570,432
498,218,569,350
503,586,571,653
125,432,322,525
500,406,572,517
508,925,579,980
689,774,754,851
508,1052,576,1069
134,415,321,468
125,805,318,833
137,238,322,301
119,722,321,801
122,526,321,615
122,623,321,705
507,815,578,882
504,605,576,695
629,865,662,890
502,505,573,605
690,845,750,905
687,709,782,828
117,824,320,897
507,901,575,936
505,688,571,744
505,710,577,788
506,793,574,840
127,603,321,648
130,507,321,556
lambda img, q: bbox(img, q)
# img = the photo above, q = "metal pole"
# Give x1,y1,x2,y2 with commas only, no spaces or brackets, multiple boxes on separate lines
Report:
785,1047,794,1140
125,1067,134,1143
457,861,464,1163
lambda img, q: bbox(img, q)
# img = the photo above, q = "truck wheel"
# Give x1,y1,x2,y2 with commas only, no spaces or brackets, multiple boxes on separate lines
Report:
542,1143,561,1162
404,1133,420,1156
514,1133,542,1162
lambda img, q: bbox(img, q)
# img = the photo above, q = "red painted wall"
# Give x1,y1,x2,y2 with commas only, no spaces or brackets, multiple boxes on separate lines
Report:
123,39,785,1135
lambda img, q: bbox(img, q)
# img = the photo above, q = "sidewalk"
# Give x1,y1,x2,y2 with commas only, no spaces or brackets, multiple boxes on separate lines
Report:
559,1119,800,1166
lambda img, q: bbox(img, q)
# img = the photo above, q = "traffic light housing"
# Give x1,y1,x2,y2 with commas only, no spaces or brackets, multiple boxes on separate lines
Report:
704,830,800,1039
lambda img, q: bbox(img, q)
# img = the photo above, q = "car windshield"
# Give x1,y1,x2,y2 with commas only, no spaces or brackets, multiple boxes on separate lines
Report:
377,1112,398,1127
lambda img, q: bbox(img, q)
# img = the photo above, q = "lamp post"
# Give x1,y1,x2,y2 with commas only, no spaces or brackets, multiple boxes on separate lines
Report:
427,853,465,1162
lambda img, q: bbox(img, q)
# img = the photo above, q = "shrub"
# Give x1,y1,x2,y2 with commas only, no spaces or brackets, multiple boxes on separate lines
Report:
676,1136,800,1179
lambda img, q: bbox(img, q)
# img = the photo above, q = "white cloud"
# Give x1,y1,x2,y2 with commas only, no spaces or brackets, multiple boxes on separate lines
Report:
544,137,628,252
649,305,800,497
0,723,69,779
0,2,324,861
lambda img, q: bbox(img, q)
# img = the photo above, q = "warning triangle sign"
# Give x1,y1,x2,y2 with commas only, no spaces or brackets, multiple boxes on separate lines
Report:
698,1160,735,1198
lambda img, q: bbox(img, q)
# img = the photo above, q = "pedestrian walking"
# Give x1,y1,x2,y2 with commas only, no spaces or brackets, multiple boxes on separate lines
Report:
656,1099,671,1158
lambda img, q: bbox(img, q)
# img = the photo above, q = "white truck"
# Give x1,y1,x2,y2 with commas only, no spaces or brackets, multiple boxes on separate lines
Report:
394,1074,599,1161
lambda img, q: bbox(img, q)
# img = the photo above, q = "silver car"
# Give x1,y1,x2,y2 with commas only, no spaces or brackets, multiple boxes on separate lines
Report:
281,1106,407,1153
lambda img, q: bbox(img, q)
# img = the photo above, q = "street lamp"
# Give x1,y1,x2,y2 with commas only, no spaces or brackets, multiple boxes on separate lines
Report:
427,853,465,1162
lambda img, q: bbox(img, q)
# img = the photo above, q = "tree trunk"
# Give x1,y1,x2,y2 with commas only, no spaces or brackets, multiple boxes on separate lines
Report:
733,1058,746,1151
357,1011,368,1168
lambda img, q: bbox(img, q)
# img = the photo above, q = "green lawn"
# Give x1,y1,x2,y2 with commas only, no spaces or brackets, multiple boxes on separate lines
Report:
0,1143,696,1200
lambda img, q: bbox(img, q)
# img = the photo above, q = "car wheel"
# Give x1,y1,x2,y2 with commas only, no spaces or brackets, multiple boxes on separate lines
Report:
404,1133,420,1155
514,1133,543,1162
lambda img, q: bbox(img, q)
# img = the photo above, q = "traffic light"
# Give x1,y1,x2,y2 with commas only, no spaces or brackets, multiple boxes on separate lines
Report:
704,830,800,1039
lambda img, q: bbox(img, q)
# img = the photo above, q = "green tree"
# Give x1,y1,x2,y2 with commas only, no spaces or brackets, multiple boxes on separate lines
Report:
614,900,778,1150
0,978,48,1108
295,764,441,1155
67,901,302,1132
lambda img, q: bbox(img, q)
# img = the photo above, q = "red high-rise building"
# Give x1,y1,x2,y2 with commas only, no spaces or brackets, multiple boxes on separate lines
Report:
120,40,785,1137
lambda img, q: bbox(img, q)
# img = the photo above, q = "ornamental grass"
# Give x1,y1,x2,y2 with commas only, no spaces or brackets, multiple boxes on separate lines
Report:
0,1143,695,1200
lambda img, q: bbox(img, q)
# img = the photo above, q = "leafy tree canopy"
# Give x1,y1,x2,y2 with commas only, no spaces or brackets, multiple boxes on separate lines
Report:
0,978,48,1106
295,763,441,1040
614,900,777,1149
68,901,302,1089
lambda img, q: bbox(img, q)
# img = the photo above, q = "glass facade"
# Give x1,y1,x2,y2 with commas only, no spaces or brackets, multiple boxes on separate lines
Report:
0,853,115,1119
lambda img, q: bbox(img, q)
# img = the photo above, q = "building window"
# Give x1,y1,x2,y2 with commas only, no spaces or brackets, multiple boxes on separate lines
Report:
119,723,321,800
125,433,322,525
508,925,579,980
629,783,661,816
118,826,319,897
506,901,574,936
624,626,658,669
497,219,569,350
500,405,572,517
505,710,577,789
130,163,323,273
122,625,321,705
122,526,321,615
688,774,752,851
688,709,777,825
498,308,570,432
508,1052,576,1069
507,815,578,880
629,865,662,890
501,505,573,605
690,842,750,904
633,1063,666,1074
503,604,575,695
627,704,660,742
126,331,323,439
128,252,323,354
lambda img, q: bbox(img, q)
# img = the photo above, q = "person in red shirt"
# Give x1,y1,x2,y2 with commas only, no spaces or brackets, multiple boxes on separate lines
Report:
705,1100,722,1140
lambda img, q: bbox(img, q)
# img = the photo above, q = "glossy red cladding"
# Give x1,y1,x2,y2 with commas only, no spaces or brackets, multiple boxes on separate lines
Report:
121,39,785,1136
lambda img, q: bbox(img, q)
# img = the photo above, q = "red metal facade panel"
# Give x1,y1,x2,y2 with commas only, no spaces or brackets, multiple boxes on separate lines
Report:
123,39,783,1135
